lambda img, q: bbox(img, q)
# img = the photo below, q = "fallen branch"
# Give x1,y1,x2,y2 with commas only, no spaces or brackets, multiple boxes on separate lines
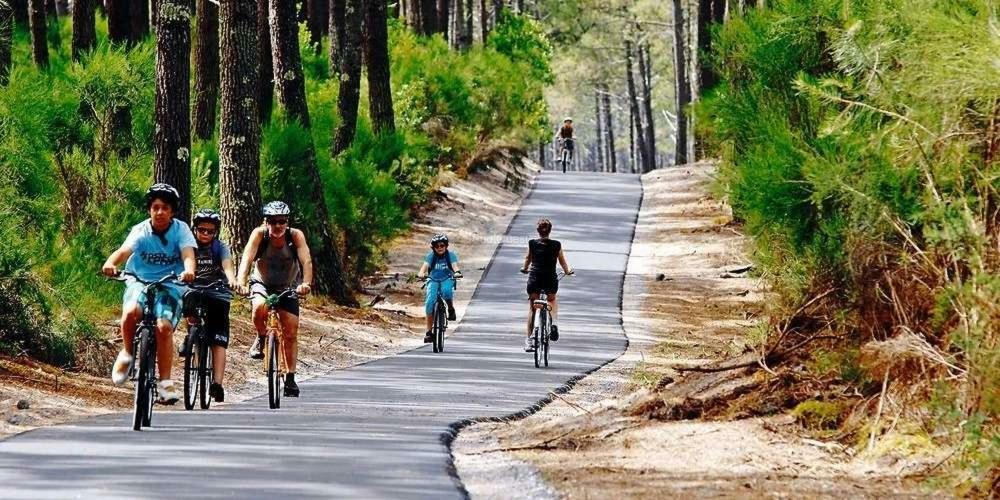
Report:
468,428,576,455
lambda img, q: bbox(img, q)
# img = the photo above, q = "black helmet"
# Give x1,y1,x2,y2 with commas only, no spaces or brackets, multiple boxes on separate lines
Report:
262,201,291,217
430,234,449,247
145,183,180,210
193,208,222,228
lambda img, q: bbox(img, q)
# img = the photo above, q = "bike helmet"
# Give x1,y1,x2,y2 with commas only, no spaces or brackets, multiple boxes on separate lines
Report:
430,234,449,247
563,117,573,123
193,208,222,228
262,201,291,217
145,183,180,210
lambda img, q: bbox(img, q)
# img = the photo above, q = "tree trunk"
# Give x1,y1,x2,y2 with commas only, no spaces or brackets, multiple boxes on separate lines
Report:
403,0,419,32
153,0,192,221
638,41,656,172
132,0,150,39
11,0,27,26
107,0,131,44
624,39,648,173
271,0,355,305
0,1,11,85
28,0,47,68
71,0,97,61
478,0,486,41
672,0,690,166
192,0,220,140
55,0,67,15
601,82,616,173
435,0,446,36
219,0,262,251
697,0,718,93
329,0,345,73
629,97,637,173
594,89,604,172
257,0,273,124
365,0,394,135
419,0,434,34
713,0,726,23
44,0,54,17
331,0,362,153
305,0,324,52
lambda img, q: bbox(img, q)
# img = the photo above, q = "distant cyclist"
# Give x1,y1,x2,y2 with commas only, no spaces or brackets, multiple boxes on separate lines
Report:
416,234,462,343
555,117,575,165
235,201,313,398
520,218,573,352
101,183,196,405
182,208,237,403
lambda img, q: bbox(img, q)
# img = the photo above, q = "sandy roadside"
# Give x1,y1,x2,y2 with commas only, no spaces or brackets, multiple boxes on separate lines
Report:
453,164,938,498
0,158,538,438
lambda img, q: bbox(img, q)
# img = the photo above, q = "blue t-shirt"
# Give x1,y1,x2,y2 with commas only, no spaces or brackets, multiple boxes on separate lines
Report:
123,219,197,282
424,250,458,281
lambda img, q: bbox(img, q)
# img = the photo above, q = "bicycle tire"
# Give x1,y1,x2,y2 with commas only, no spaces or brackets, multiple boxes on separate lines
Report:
142,337,155,427
198,340,211,410
183,330,198,410
267,332,281,409
534,312,543,368
543,320,549,367
436,299,446,353
132,327,153,430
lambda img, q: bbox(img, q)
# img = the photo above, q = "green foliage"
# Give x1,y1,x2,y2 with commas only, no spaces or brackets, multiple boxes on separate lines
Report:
792,400,847,431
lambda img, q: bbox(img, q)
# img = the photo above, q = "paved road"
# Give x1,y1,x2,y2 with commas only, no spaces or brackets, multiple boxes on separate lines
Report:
0,172,642,499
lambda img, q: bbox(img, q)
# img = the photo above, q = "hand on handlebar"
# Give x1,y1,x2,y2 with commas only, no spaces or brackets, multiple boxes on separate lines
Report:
296,283,312,296
179,270,195,283
102,263,119,277
519,268,528,274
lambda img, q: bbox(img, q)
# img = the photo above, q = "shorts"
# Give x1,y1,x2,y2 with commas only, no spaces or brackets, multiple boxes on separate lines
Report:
183,292,231,348
526,273,559,295
424,278,454,315
123,281,184,328
249,281,300,317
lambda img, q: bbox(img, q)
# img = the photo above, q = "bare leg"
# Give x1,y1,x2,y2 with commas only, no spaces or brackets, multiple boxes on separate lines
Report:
527,293,540,336
252,300,268,336
212,345,226,384
549,294,558,324
279,311,299,374
155,319,174,380
120,306,141,355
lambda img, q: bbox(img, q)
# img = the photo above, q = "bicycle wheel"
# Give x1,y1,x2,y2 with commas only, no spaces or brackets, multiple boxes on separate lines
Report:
543,321,550,367
132,327,153,430
198,340,211,410
267,332,281,409
534,312,544,368
435,299,446,353
142,338,155,427
431,302,441,353
562,151,568,173
183,330,198,410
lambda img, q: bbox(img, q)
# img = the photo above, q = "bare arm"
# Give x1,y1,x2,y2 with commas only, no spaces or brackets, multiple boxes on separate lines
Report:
292,229,313,294
417,262,430,279
179,247,196,282
102,245,134,276
558,249,573,275
237,228,264,287
222,258,237,288
521,247,532,272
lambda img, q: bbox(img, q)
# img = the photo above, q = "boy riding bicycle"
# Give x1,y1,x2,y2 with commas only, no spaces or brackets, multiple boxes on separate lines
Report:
417,234,462,343
520,218,573,352
101,183,196,404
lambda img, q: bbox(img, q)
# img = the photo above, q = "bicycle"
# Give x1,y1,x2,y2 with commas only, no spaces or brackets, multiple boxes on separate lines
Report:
249,288,297,409
180,280,228,411
104,271,183,431
558,138,574,173
420,275,461,353
524,271,572,368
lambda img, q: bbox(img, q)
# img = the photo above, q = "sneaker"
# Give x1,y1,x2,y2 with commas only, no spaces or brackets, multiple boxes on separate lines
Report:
447,300,457,321
550,324,559,342
524,337,536,352
423,330,433,343
283,378,300,397
111,350,133,385
209,383,225,403
178,335,192,357
157,380,180,405
249,335,265,359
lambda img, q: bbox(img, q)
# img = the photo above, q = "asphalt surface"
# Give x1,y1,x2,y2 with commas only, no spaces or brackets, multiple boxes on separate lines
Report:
0,172,642,499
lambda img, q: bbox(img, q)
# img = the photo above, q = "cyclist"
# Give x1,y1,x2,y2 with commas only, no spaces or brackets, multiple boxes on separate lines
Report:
235,201,313,398
519,218,573,352
416,234,462,343
555,117,575,165
182,208,237,403
101,183,196,405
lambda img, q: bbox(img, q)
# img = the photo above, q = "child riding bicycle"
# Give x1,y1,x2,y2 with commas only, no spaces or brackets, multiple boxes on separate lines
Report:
417,234,462,343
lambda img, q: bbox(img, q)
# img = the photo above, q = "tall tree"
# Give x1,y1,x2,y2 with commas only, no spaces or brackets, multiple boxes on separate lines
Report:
132,0,150,39
478,0,486,41
594,89,605,172
153,0,193,221
329,0,345,73
332,0,362,153
192,0,220,140
365,0,394,135
256,0,273,124
11,0,25,26
71,0,97,61
0,0,11,86
271,0,355,304
435,0,446,35
305,0,324,52
419,0,435,34
601,82,617,173
671,0,690,165
638,41,656,172
219,0,262,251
28,0,46,68
629,101,637,173
107,0,131,44
624,39,648,172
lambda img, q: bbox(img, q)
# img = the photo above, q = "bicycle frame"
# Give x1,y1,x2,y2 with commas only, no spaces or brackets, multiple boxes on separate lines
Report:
421,275,458,353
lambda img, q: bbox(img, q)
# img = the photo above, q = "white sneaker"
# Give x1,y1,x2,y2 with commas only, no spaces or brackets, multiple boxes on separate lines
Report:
111,350,133,385
157,380,180,405
524,337,536,352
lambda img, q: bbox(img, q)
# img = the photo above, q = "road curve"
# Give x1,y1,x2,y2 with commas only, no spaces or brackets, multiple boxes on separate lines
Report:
0,172,642,499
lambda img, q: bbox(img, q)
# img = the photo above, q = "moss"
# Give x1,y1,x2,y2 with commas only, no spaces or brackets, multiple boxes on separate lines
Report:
792,399,847,431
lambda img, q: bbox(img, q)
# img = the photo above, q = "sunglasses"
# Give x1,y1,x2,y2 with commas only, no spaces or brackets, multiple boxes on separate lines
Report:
195,227,218,235
433,243,447,249
267,218,289,226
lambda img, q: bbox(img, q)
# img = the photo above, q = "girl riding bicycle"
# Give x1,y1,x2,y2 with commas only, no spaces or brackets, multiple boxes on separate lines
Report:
520,218,573,351
417,234,462,343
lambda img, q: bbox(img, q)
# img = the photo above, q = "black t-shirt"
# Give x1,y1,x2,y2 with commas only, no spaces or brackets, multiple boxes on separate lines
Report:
528,238,561,276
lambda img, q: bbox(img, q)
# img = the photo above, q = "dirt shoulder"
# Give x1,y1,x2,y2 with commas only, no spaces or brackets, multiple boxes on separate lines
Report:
454,164,939,498
0,157,538,439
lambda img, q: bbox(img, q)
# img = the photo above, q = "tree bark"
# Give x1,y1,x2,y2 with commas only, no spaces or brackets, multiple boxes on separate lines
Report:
329,0,345,73
331,0,362,153
107,0,131,44
219,0,262,251
594,89,604,172
132,0,150,39
0,1,11,85
624,39,648,173
478,0,485,41
305,0,324,52
153,0,192,221
28,0,47,68
638,41,656,172
672,0,690,166
257,0,273,124
192,0,219,140
365,0,394,135
601,82,616,173
11,0,27,26
55,0,67,15
435,0,446,36
271,0,355,305
403,0,419,32
419,0,434,34
71,0,97,61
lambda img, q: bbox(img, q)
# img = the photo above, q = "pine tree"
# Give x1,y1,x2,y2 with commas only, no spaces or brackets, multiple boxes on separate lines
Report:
192,0,220,140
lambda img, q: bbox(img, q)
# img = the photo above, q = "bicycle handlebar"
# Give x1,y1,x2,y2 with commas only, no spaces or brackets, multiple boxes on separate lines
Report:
419,274,462,289
185,280,231,291
103,271,183,287
247,288,298,301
